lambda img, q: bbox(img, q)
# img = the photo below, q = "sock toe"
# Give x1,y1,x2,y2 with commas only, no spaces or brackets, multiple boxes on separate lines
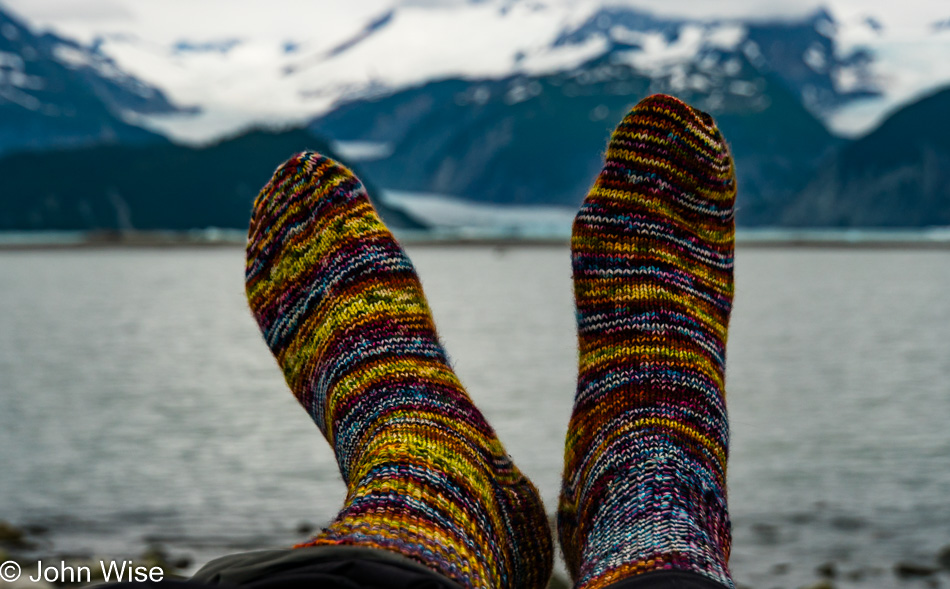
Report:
246,152,391,360
596,94,735,228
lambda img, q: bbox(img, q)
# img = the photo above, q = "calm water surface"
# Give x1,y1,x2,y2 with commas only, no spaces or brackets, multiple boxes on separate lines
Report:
0,246,948,589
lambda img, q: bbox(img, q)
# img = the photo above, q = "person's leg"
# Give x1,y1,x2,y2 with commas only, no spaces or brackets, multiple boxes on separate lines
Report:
559,94,736,589
245,153,552,589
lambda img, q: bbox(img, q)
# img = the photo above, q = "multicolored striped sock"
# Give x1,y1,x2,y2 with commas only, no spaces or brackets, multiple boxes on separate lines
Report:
559,94,737,589
245,152,553,589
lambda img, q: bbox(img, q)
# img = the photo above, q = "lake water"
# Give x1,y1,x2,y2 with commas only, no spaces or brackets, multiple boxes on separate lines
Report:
0,246,948,589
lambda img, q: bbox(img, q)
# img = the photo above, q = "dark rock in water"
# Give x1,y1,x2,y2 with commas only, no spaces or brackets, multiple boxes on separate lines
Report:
23,524,50,536
171,555,193,570
771,562,790,574
0,521,31,548
828,516,864,531
894,561,938,578
788,512,816,525
0,521,23,541
844,568,866,581
816,561,837,578
141,545,170,563
59,556,107,583
295,521,315,536
546,573,570,589
139,545,188,578
938,544,950,570
750,522,781,545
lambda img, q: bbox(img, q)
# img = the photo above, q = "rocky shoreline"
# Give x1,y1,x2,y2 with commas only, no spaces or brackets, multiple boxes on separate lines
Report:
2,229,950,251
2,520,949,589
0,522,191,589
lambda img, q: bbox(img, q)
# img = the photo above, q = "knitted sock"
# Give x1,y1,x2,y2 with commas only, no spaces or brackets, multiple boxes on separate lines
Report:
559,94,736,589
245,152,552,589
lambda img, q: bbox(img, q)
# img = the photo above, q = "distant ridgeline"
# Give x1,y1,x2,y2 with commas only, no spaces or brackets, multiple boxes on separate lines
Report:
312,78,950,229
780,87,950,227
0,128,425,232
2,87,947,230
0,4,421,233
0,2,947,230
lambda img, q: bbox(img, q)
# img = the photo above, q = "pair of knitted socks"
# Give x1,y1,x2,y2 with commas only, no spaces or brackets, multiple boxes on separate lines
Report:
245,94,736,589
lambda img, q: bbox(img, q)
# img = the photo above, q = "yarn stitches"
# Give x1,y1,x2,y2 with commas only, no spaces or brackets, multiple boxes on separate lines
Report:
559,94,737,589
245,153,553,589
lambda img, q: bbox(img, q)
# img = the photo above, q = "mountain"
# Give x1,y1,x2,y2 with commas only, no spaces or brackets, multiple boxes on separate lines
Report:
0,6,177,155
312,58,840,225
42,1,919,143
300,5,897,225
0,127,425,231
739,8,878,115
4,1,948,230
779,86,950,227
548,7,878,118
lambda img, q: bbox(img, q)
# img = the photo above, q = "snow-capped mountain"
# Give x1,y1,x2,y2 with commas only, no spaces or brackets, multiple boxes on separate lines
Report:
3,0,948,229
291,5,883,222
309,58,840,223
0,6,180,155
545,6,880,115
8,0,946,142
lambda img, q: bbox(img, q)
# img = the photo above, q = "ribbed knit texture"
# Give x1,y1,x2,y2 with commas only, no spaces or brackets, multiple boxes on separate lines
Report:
559,94,736,589
245,152,553,589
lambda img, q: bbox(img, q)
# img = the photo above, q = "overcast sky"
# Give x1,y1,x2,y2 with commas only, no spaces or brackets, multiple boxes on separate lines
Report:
4,0,948,41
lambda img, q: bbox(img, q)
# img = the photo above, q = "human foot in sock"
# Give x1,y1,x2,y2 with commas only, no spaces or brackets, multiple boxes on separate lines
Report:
245,152,553,589
559,95,737,589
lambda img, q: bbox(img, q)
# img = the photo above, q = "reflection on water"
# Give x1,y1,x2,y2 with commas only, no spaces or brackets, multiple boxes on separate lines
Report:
0,246,948,588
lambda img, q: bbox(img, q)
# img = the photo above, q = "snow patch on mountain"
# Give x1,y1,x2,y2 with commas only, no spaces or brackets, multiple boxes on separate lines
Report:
0,5,178,154
824,15,950,134
332,140,394,162
6,0,950,141
0,5,180,119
